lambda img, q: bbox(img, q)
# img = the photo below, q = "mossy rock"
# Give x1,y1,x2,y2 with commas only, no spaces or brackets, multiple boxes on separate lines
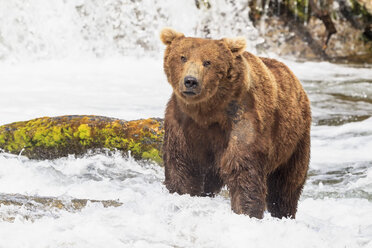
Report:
0,115,164,164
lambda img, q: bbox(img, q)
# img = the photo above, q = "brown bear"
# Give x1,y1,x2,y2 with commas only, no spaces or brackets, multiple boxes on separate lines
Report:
160,28,311,219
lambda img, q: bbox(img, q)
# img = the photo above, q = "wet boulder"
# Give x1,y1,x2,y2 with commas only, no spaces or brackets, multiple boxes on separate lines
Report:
0,115,164,164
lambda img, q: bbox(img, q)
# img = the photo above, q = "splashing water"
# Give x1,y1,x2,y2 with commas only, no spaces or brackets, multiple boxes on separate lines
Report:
0,58,371,247
304,0,309,25
0,0,261,62
0,1,372,247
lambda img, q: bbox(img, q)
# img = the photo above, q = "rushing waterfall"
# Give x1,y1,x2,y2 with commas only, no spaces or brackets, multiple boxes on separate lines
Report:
304,0,309,25
0,0,261,62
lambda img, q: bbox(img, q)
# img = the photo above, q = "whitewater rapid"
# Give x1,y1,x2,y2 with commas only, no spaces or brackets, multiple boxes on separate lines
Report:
1,0,371,246
0,58,371,247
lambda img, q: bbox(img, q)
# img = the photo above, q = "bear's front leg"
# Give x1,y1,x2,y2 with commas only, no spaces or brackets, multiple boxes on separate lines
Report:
220,120,267,218
222,154,267,218
163,119,204,196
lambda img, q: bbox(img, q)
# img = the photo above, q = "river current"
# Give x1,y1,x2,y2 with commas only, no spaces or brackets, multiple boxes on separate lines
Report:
0,58,371,247
1,0,372,246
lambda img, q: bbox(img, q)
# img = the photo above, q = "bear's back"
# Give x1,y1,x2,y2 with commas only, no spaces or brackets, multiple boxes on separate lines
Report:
258,56,304,98
246,54,311,168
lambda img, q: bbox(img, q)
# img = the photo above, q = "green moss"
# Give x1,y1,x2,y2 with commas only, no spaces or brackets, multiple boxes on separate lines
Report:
99,123,130,150
62,127,73,139
0,133,5,145
104,136,129,150
51,126,62,143
9,128,29,151
0,116,164,163
128,139,142,156
142,148,163,164
31,123,70,148
74,124,91,139
74,124,93,146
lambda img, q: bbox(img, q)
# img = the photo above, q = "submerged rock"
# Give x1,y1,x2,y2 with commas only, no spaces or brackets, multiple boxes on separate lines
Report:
0,193,123,222
0,115,164,164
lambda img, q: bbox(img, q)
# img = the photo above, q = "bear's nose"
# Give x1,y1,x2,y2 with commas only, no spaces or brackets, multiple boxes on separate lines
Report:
184,76,199,89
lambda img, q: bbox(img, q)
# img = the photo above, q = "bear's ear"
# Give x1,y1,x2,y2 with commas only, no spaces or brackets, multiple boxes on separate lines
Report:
160,28,184,45
222,37,247,55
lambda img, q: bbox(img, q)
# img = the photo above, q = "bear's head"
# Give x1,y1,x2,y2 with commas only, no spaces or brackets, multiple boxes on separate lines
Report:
160,28,247,104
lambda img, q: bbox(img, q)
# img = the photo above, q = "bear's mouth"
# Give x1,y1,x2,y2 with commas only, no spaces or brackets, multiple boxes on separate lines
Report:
182,91,197,96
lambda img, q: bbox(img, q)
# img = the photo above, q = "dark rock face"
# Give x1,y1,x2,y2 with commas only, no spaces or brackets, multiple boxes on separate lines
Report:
364,24,372,40
247,0,372,63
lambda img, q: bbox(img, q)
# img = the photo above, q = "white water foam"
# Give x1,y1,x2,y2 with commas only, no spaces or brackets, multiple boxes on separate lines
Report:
1,0,371,246
311,117,372,165
0,152,371,248
0,58,372,247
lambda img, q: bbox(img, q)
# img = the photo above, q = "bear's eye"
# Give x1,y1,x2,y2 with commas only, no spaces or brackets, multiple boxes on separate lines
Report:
180,56,187,63
203,61,211,67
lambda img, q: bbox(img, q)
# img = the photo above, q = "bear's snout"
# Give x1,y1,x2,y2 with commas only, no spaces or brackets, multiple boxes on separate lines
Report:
182,76,200,96
184,76,198,89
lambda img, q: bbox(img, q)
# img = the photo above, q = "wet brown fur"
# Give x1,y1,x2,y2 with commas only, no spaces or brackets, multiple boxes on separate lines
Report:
160,28,311,219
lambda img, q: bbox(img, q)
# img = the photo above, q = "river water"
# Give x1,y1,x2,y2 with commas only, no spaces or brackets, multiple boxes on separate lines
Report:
0,58,371,248
0,0,372,247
